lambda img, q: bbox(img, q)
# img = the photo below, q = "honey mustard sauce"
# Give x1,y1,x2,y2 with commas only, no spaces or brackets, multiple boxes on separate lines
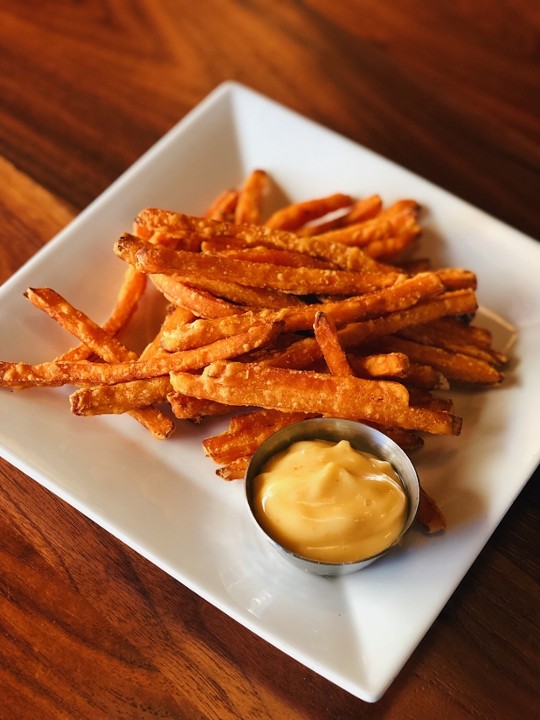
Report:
252,439,408,563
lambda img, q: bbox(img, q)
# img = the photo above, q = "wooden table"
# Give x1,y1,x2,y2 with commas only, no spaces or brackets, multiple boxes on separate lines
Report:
1,2,538,717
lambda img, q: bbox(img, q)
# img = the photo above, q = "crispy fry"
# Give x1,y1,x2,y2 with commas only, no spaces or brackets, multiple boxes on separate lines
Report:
373,335,504,385
172,359,460,431
435,268,477,291
171,274,304,310
401,258,431,273
397,321,506,365
235,169,269,224
334,290,477,347
332,289,479,350
124,238,305,310
161,272,444,352
407,388,454,412
217,456,250,481
167,394,233,422
311,312,427,452
401,362,449,390
205,188,239,221
134,209,395,273
362,232,419,260
115,233,404,296
265,192,353,230
22,287,174,438
134,223,203,253
70,305,197,417
25,287,140,363
346,352,410,378
140,305,195,359
343,195,384,224
261,289,478,370
171,361,461,435
55,265,147,362
313,312,352,376
150,274,241,318
417,487,447,533
313,200,421,247
298,195,383,235
70,377,171,415
431,317,492,347
201,242,334,268
202,408,312,465
1,321,282,388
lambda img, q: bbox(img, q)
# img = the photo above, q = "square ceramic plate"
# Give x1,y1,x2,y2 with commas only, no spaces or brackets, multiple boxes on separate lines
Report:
1,82,539,702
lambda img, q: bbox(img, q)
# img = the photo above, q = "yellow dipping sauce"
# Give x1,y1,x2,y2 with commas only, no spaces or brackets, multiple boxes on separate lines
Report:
252,439,408,563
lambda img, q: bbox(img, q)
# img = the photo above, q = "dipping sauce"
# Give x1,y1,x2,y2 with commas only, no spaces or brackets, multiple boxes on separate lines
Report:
252,439,408,563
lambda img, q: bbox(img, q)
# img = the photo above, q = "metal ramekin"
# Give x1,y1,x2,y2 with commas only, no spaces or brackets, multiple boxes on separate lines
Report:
245,418,420,576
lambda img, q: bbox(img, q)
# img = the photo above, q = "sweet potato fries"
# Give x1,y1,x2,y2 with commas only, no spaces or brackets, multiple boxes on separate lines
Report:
0,170,509,532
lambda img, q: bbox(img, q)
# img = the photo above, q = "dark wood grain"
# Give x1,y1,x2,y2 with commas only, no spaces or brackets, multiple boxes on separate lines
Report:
1,0,539,238
0,1,539,718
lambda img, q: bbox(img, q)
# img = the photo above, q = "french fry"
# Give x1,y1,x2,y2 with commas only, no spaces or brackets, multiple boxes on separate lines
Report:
313,200,421,247
129,238,305,310
332,288,479,350
167,394,233,422
201,242,334,269
150,274,241,318
202,408,312,465
124,406,174,439
346,352,410,379
342,195,384,224
159,310,278,356
313,312,352,376
170,359,412,411
161,272,444,352
234,169,269,224
361,232,420,260
417,487,447,533
25,287,141,364
171,274,304,310
401,362,449,391
69,307,194,417
261,289,478,370
401,258,432,273
373,335,504,385
217,456,250,481
429,317,493,348
55,265,147,362
341,288,478,339
70,377,171,416
397,321,507,365
115,233,404,296
134,209,395,273
297,195,383,235
265,192,353,230
311,312,428,454
139,305,194,359
434,268,477,291
0,322,283,389
171,360,460,435
134,217,204,252
205,188,239,221
22,287,174,438
406,387,455,412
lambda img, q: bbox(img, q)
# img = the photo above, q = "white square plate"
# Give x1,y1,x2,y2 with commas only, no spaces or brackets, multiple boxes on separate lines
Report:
1,82,539,702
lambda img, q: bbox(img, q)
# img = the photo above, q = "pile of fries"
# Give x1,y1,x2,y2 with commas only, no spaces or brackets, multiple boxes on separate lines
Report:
1,169,508,532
